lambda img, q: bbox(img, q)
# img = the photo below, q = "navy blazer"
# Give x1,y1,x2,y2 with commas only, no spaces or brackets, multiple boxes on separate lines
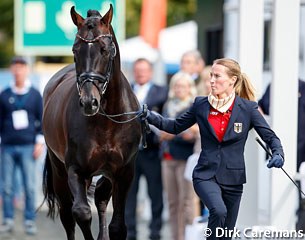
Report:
148,96,284,185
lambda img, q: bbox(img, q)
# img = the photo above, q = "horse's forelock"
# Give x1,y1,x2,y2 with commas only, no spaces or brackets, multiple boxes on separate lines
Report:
85,15,102,31
87,10,101,18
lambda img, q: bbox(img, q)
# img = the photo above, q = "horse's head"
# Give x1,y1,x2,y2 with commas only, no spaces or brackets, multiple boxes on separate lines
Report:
71,5,116,116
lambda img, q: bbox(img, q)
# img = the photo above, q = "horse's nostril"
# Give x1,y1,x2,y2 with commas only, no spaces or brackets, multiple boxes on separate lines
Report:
92,98,99,108
79,99,85,107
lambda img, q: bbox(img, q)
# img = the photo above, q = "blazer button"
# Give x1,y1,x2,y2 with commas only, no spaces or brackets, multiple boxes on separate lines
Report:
216,154,220,158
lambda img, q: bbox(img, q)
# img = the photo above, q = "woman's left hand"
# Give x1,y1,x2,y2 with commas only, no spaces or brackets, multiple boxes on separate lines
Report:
267,154,284,168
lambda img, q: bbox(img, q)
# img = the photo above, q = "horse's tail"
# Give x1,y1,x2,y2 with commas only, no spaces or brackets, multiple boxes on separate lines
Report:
41,151,58,219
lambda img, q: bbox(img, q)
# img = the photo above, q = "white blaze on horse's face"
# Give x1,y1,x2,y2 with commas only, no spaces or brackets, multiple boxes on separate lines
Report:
77,40,102,117
70,5,114,117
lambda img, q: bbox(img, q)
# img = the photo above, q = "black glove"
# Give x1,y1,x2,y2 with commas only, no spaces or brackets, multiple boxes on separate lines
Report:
142,106,162,128
140,104,150,121
267,154,284,168
139,104,151,149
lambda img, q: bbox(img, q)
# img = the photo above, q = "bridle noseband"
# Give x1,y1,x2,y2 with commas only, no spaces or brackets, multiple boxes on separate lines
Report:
75,33,117,96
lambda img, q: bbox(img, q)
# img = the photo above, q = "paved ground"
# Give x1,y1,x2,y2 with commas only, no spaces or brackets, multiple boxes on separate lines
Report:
0,207,171,240
0,165,171,240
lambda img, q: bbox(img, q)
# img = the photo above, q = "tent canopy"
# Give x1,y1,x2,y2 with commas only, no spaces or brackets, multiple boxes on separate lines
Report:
120,21,198,74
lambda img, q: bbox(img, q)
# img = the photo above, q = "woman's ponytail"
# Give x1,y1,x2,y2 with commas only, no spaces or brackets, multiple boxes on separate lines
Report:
235,72,256,101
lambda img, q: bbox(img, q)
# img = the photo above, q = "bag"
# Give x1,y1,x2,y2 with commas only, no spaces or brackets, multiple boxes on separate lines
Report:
184,153,199,182
185,216,208,240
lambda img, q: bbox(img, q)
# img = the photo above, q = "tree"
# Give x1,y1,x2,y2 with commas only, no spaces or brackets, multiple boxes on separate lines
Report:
0,0,14,67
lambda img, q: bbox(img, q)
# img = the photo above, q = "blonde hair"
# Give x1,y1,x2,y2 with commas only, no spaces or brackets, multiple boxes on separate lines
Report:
213,58,256,101
168,71,197,99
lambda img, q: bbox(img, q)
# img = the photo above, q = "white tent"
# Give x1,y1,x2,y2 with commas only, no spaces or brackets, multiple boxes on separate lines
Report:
159,21,198,65
120,36,159,62
120,21,198,74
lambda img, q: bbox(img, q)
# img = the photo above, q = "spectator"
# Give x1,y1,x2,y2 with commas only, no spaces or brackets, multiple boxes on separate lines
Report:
180,50,205,87
197,65,212,96
185,65,212,220
180,50,210,218
160,71,197,240
125,58,168,240
0,56,44,235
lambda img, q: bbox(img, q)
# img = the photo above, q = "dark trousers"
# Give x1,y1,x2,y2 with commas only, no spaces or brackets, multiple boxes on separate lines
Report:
193,178,243,240
125,149,163,239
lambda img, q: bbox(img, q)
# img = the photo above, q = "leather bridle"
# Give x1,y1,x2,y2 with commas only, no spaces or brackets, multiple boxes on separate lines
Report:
75,33,116,96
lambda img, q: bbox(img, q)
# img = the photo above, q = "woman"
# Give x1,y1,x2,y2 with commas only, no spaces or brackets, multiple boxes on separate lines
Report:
160,72,197,240
146,58,284,240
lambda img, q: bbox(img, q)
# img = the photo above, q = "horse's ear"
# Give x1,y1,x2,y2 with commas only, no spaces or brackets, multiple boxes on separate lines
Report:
71,6,84,29
101,4,113,25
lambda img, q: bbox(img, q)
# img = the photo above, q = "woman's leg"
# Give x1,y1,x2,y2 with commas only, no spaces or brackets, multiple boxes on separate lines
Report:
193,178,243,240
221,184,243,232
193,178,226,240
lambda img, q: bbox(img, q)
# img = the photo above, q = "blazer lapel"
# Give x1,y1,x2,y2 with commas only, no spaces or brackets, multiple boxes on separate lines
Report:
201,100,219,141
222,96,242,141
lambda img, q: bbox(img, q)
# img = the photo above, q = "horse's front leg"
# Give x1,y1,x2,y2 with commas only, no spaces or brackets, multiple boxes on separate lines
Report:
47,150,76,240
109,161,135,240
67,166,94,240
95,176,112,240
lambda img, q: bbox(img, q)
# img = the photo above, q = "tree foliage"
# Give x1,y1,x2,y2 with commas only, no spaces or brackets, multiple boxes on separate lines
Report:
0,0,14,67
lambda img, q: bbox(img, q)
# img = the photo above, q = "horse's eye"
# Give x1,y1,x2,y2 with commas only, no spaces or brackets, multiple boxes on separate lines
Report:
100,48,109,56
72,46,79,55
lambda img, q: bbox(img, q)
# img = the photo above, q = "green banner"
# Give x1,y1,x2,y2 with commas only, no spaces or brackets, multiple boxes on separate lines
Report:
15,0,125,55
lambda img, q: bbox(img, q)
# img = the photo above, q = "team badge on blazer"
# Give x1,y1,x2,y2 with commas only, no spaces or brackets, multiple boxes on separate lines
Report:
234,123,243,133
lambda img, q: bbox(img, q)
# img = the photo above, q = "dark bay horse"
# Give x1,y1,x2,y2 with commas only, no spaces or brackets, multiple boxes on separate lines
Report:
42,5,141,240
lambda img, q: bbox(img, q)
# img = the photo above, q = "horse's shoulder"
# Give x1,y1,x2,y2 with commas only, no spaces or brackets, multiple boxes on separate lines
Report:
43,64,75,100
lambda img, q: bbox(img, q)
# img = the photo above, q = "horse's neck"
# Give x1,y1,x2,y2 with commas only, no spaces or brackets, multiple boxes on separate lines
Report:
104,74,122,104
103,71,136,112
109,64,123,93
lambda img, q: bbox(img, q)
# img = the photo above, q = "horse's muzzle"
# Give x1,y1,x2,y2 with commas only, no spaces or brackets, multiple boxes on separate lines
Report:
79,97,100,116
